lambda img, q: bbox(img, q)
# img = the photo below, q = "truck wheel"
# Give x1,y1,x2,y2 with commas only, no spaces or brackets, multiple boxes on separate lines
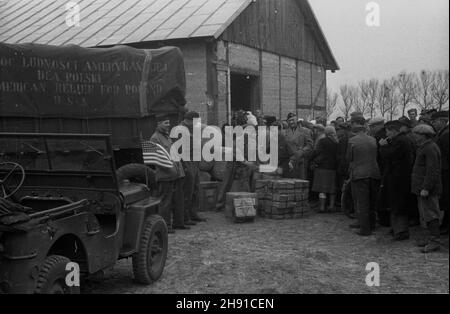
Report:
132,215,168,284
34,255,80,294
116,163,158,195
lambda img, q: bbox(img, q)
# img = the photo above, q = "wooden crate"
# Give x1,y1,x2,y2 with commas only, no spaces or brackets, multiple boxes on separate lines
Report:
198,181,219,212
225,192,257,223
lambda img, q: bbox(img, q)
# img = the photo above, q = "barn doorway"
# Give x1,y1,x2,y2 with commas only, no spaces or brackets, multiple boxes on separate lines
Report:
230,73,260,114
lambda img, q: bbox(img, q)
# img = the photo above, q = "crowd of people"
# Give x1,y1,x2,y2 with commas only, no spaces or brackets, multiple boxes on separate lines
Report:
149,107,449,254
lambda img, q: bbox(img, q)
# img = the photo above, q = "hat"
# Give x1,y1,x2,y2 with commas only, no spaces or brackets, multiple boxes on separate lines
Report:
351,111,364,118
385,120,403,130
407,108,418,114
413,124,436,136
312,124,325,131
184,111,200,120
325,126,337,135
155,113,170,123
351,116,366,126
368,117,385,126
398,116,411,128
264,115,277,126
340,122,352,130
421,109,437,116
431,111,449,120
287,113,296,121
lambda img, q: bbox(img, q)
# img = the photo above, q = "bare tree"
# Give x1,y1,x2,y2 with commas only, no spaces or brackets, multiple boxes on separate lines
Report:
413,70,435,110
397,71,416,116
358,80,371,117
366,79,379,118
348,86,361,115
431,70,449,110
377,79,395,120
326,88,339,119
339,85,353,121
386,78,400,120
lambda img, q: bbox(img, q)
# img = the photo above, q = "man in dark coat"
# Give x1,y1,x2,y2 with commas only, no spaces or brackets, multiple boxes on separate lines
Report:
379,121,414,240
179,111,207,225
346,116,381,236
368,117,390,226
398,116,420,226
412,124,442,253
150,114,188,233
432,111,449,235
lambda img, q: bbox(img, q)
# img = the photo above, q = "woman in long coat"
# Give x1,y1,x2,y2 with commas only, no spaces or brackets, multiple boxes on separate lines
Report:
309,126,339,212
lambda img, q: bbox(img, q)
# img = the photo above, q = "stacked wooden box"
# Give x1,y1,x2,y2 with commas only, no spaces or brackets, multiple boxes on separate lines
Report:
255,179,310,219
225,192,258,223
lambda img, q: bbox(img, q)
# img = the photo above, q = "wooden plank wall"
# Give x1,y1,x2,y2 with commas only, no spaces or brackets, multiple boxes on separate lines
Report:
221,0,327,68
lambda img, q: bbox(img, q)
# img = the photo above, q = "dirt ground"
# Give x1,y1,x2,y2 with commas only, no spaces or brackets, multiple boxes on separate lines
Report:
86,210,449,294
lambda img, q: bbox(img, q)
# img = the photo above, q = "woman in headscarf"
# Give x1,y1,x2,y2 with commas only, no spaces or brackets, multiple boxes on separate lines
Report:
309,126,339,213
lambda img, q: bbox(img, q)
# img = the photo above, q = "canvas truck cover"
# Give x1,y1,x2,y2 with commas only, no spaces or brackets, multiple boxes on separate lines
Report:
0,43,186,119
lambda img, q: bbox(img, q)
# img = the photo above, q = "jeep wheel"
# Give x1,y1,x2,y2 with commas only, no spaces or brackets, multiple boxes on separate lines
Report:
35,255,80,294
132,215,168,284
116,163,158,196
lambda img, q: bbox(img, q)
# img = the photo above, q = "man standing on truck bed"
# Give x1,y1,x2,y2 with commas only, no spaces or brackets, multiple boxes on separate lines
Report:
150,114,189,233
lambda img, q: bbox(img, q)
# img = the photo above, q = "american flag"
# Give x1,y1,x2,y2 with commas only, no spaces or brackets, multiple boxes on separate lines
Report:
141,140,174,169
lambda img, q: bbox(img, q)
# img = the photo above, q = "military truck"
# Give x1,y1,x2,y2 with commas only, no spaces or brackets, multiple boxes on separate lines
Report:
0,43,187,293
0,133,167,294
0,42,186,177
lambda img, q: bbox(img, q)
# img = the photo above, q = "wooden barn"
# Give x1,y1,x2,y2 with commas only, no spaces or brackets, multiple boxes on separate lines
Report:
0,0,339,125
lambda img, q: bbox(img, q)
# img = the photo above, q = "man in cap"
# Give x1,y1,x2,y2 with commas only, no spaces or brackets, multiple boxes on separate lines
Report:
368,117,385,137
398,116,418,151
150,113,188,233
179,111,207,225
347,116,381,236
412,124,442,253
432,111,449,234
398,116,420,226
407,108,419,128
283,113,313,180
379,121,414,240
419,109,438,127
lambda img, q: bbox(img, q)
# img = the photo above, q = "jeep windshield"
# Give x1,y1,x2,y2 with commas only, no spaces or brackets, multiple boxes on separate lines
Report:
0,133,113,173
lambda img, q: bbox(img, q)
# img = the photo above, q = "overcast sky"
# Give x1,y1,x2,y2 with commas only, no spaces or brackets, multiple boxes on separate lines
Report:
309,0,449,93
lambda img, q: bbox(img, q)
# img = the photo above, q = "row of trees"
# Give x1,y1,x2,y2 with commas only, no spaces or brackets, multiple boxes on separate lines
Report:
326,70,449,121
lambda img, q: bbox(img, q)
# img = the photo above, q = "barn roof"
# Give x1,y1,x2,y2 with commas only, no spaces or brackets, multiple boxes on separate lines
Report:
0,0,338,69
0,0,252,46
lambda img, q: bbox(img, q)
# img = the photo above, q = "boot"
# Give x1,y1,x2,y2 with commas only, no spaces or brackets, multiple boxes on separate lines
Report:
318,196,327,213
416,238,429,247
421,220,441,253
327,194,336,212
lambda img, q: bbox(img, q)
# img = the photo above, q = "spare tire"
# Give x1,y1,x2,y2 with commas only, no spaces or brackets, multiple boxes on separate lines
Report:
116,164,158,196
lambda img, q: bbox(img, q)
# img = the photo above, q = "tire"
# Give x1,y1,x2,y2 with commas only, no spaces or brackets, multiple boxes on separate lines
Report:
132,215,168,284
34,255,80,294
116,163,158,195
